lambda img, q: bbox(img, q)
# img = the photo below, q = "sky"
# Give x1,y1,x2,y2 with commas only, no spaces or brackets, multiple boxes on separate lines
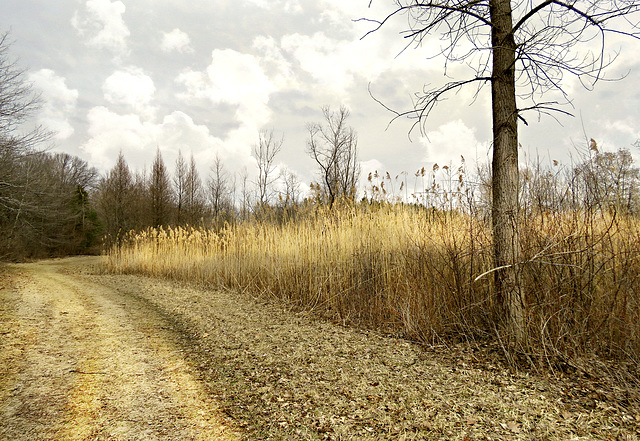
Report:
2,0,640,195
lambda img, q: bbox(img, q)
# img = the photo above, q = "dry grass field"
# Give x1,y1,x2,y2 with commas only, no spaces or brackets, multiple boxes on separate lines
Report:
106,203,640,385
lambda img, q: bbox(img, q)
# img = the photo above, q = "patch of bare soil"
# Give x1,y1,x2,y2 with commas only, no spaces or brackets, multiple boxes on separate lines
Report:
0,257,238,441
2,257,639,440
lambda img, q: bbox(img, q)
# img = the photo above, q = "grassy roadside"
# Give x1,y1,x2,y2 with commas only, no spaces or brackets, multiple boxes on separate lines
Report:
96,267,640,440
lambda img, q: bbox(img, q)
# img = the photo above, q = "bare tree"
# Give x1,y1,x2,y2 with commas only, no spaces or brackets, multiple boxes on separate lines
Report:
520,158,567,215
573,143,640,213
279,167,302,208
0,32,53,257
0,32,48,154
208,152,233,224
174,150,187,225
148,148,174,228
238,167,252,221
229,172,238,218
183,153,206,226
276,167,302,222
307,106,360,208
254,129,283,208
0,34,103,256
96,152,133,245
129,168,150,230
364,0,640,343
0,152,88,256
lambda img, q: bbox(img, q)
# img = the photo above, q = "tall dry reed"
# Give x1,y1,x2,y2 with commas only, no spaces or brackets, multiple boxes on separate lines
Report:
106,202,640,372
107,204,492,339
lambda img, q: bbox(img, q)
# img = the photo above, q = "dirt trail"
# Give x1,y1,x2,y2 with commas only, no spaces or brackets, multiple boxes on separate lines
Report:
0,257,237,441
1,257,639,440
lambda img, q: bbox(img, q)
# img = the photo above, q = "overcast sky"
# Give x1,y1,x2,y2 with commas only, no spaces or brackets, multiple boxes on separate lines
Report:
2,0,640,192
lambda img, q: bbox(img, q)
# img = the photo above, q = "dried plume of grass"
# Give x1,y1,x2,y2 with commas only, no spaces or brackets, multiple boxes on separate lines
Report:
108,204,492,342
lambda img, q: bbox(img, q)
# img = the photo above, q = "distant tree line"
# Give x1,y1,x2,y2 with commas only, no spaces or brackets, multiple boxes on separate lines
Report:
0,30,364,257
95,105,363,246
519,142,640,216
0,33,100,259
2,29,638,260
0,147,100,259
365,143,640,216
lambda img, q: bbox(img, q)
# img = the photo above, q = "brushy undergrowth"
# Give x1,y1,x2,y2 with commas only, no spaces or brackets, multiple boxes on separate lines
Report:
106,202,640,381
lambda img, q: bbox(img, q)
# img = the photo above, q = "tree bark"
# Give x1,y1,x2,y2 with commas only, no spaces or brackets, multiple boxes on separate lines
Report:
490,0,525,343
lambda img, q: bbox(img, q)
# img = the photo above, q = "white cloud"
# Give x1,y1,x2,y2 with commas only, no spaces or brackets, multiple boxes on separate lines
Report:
71,0,130,56
244,0,269,8
178,49,273,107
161,28,194,53
160,111,253,173
81,106,160,169
278,30,422,102
103,68,156,119
244,0,303,13
420,120,489,167
252,36,299,90
29,69,78,140
360,159,385,178
80,107,256,177
321,0,388,19
176,48,276,142
604,118,638,137
280,32,352,98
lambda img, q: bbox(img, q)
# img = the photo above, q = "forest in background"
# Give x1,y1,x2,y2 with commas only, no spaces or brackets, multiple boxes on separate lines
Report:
3,118,639,261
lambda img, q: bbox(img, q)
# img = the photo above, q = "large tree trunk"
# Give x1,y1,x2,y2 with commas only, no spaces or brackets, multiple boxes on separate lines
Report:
490,0,525,344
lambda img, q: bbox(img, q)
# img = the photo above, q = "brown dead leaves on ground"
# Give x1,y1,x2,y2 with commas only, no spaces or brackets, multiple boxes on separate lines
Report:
94,267,640,441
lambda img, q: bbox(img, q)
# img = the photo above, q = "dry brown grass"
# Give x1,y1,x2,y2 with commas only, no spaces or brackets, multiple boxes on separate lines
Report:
107,205,488,339
519,210,640,371
105,203,640,383
97,267,640,440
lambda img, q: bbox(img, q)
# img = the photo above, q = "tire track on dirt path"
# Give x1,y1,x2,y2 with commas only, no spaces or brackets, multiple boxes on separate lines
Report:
0,257,239,441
